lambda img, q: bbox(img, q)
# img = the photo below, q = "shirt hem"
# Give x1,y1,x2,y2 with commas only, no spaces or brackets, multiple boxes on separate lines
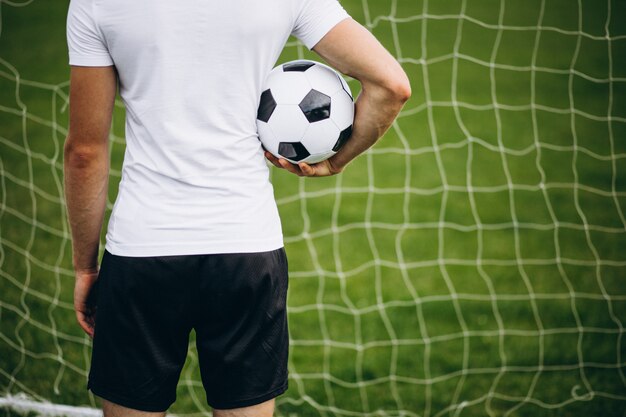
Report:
69,54,114,67
104,235,284,257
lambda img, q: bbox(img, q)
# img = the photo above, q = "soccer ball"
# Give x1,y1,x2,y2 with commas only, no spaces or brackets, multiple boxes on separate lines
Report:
256,59,354,164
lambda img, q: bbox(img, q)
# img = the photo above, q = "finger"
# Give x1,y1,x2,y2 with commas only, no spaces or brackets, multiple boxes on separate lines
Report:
76,311,95,338
278,158,304,176
264,151,282,168
299,162,315,176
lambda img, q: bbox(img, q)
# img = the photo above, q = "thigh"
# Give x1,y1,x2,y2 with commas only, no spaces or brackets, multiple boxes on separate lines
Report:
194,248,289,410
213,399,275,417
101,398,166,417
88,251,194,412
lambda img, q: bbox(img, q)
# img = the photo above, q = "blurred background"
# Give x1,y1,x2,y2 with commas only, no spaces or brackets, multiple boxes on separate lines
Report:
1,0,625,416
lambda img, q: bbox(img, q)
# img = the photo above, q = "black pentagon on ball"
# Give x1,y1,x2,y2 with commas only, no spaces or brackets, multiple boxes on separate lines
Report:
257,89,277,122
278,142,310,162
283,60,315,72
299,89,331,123
333,125,353,152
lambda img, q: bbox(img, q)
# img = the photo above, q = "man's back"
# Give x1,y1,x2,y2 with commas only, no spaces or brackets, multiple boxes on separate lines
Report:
65,1,410,414
68,0,348,256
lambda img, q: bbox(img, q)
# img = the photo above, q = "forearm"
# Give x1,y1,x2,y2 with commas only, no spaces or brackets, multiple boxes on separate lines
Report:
329,83,409,172
64,140,109,272
309,19,411,174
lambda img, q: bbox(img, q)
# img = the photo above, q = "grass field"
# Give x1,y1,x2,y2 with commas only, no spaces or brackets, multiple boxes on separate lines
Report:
1,0,626,416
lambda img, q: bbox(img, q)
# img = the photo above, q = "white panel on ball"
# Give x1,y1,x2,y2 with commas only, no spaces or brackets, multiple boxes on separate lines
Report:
301,118,340,155
267,105,310,142
330,90,355,130
256,122,278,154
304,64,342,97
337,73,353,99
304,150,336,164
266,72,312,105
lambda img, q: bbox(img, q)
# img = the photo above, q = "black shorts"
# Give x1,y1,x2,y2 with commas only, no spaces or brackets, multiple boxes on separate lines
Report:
87,248,289,411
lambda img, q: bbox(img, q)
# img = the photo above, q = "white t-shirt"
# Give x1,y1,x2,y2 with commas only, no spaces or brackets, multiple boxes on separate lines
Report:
67,0,349,256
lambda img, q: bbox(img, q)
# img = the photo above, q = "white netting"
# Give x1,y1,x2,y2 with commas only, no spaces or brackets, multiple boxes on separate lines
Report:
1,0,625,416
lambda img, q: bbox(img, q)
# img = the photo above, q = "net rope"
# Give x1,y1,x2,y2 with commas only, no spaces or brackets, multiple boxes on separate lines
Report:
1,0,625,416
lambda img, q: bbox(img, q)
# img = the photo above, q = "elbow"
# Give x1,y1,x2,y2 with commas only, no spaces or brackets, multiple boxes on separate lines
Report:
386,71,412,104
375,73,411,106
391,79,412,104
64,136,107,170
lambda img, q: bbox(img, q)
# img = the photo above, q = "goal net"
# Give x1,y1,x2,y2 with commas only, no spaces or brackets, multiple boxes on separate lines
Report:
1,0,625,416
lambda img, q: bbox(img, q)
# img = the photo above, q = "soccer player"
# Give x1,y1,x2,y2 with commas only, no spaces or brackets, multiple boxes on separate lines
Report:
64,0,410,416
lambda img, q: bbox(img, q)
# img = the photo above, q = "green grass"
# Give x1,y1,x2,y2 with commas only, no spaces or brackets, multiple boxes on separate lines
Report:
2,0,626,416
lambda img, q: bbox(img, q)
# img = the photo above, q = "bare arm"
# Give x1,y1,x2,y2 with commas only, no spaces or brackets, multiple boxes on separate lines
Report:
266,18,411,176
64,65,116,337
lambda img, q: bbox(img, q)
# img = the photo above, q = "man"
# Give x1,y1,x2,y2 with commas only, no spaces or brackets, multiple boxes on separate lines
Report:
64,0,410,416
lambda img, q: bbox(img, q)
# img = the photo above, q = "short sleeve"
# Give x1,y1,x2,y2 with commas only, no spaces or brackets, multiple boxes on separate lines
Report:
292,0,350,50
67,0,114,66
